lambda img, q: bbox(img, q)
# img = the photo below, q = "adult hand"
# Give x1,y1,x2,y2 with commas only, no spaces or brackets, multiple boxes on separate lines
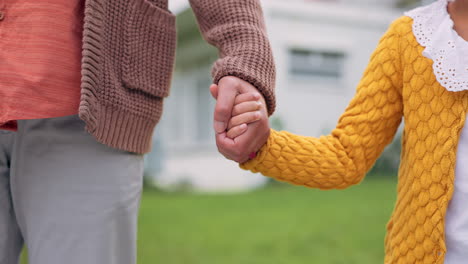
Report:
210,76,270,163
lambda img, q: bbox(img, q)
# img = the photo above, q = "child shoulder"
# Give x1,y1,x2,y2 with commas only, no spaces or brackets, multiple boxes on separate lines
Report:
389,16,413,34
387,0,442,36
379,16,412,43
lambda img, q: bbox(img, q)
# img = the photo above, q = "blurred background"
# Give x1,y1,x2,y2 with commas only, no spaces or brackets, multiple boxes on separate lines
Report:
133,1,428,263
139,0,433,263
147,0,432,192
26,0,432,263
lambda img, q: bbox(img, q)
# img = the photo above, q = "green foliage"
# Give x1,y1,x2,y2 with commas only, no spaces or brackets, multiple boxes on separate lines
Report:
270,116,286,131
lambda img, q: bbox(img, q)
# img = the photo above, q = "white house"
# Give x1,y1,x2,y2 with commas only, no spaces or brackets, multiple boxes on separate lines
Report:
145,0,426,192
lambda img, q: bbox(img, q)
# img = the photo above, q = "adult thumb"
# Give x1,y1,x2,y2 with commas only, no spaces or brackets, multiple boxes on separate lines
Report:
210,84,219,99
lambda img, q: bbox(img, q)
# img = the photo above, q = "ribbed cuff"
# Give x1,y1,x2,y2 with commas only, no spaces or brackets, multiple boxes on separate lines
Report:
80,102,162,154
213,58,276,116
240,129,276,171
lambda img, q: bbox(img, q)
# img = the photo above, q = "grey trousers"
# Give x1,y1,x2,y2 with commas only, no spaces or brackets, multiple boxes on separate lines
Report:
0,115,144,264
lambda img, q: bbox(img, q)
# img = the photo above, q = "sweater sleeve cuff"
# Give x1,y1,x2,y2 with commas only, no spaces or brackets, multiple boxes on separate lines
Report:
212,57,276,116
240,129,277,172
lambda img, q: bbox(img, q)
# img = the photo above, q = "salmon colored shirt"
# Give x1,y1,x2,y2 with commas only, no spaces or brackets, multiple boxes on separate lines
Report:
0,0,84,131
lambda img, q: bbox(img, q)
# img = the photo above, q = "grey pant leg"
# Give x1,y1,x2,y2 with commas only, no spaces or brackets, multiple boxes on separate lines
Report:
11,115,144,264
0,131,23,264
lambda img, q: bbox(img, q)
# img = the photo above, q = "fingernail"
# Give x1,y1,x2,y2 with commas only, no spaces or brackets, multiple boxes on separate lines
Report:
253,93,261,100
214,121,226,133
255,111,261,119
241,124,247,130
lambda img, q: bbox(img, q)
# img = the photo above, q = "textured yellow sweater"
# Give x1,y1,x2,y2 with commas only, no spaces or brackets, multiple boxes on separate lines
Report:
242,16,468,264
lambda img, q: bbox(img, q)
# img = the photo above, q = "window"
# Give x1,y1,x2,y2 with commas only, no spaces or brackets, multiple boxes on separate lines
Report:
160,66,215,149
289,48,345,83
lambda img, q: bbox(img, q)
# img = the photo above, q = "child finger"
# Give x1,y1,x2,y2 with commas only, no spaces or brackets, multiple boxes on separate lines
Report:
226,124,248,139
232,101,262,116
234,92,261,105
228,111,261,129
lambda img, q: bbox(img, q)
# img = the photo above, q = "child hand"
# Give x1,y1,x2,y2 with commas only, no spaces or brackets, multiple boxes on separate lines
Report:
226,92,263,139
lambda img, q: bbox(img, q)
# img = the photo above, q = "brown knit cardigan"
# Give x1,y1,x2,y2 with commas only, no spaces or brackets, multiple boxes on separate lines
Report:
79,0,276,154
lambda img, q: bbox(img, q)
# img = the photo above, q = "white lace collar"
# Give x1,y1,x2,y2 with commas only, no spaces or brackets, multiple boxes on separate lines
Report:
405,0,468,92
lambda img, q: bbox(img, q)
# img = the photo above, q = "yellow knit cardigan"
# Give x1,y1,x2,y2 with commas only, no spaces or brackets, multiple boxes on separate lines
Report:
242,16,468,264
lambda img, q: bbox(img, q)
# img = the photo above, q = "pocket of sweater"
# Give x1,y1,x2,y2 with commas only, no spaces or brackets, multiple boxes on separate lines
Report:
122,0,177,98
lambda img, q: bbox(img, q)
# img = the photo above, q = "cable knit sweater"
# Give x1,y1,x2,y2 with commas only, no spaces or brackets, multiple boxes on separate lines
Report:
80,0,275,153
242,16,466,264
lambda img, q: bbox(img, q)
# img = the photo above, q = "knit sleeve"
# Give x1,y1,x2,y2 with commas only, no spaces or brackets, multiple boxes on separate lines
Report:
241,18,407,190
188,0,276,115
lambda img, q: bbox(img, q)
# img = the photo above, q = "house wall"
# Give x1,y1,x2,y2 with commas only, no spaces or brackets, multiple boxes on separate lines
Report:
263,0,400,136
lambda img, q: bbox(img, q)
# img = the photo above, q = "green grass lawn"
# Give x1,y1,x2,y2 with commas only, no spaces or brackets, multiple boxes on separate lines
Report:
21,178,397,264
137,178,397,264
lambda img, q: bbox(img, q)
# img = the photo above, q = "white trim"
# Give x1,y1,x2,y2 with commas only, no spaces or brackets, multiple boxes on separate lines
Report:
405,0,468,92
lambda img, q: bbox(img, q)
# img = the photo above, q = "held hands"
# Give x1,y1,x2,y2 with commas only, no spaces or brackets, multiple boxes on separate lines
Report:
211,76,270,163
226,92,263,138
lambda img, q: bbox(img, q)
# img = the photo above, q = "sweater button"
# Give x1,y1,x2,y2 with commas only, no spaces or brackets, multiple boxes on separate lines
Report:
0,12,5,21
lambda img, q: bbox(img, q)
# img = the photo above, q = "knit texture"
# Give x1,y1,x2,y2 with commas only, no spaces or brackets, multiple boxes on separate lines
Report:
190,0,276,114
79,0,276,153
242,16,468,264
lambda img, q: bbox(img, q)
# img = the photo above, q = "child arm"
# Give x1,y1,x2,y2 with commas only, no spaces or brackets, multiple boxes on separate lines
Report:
241,18,407,190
